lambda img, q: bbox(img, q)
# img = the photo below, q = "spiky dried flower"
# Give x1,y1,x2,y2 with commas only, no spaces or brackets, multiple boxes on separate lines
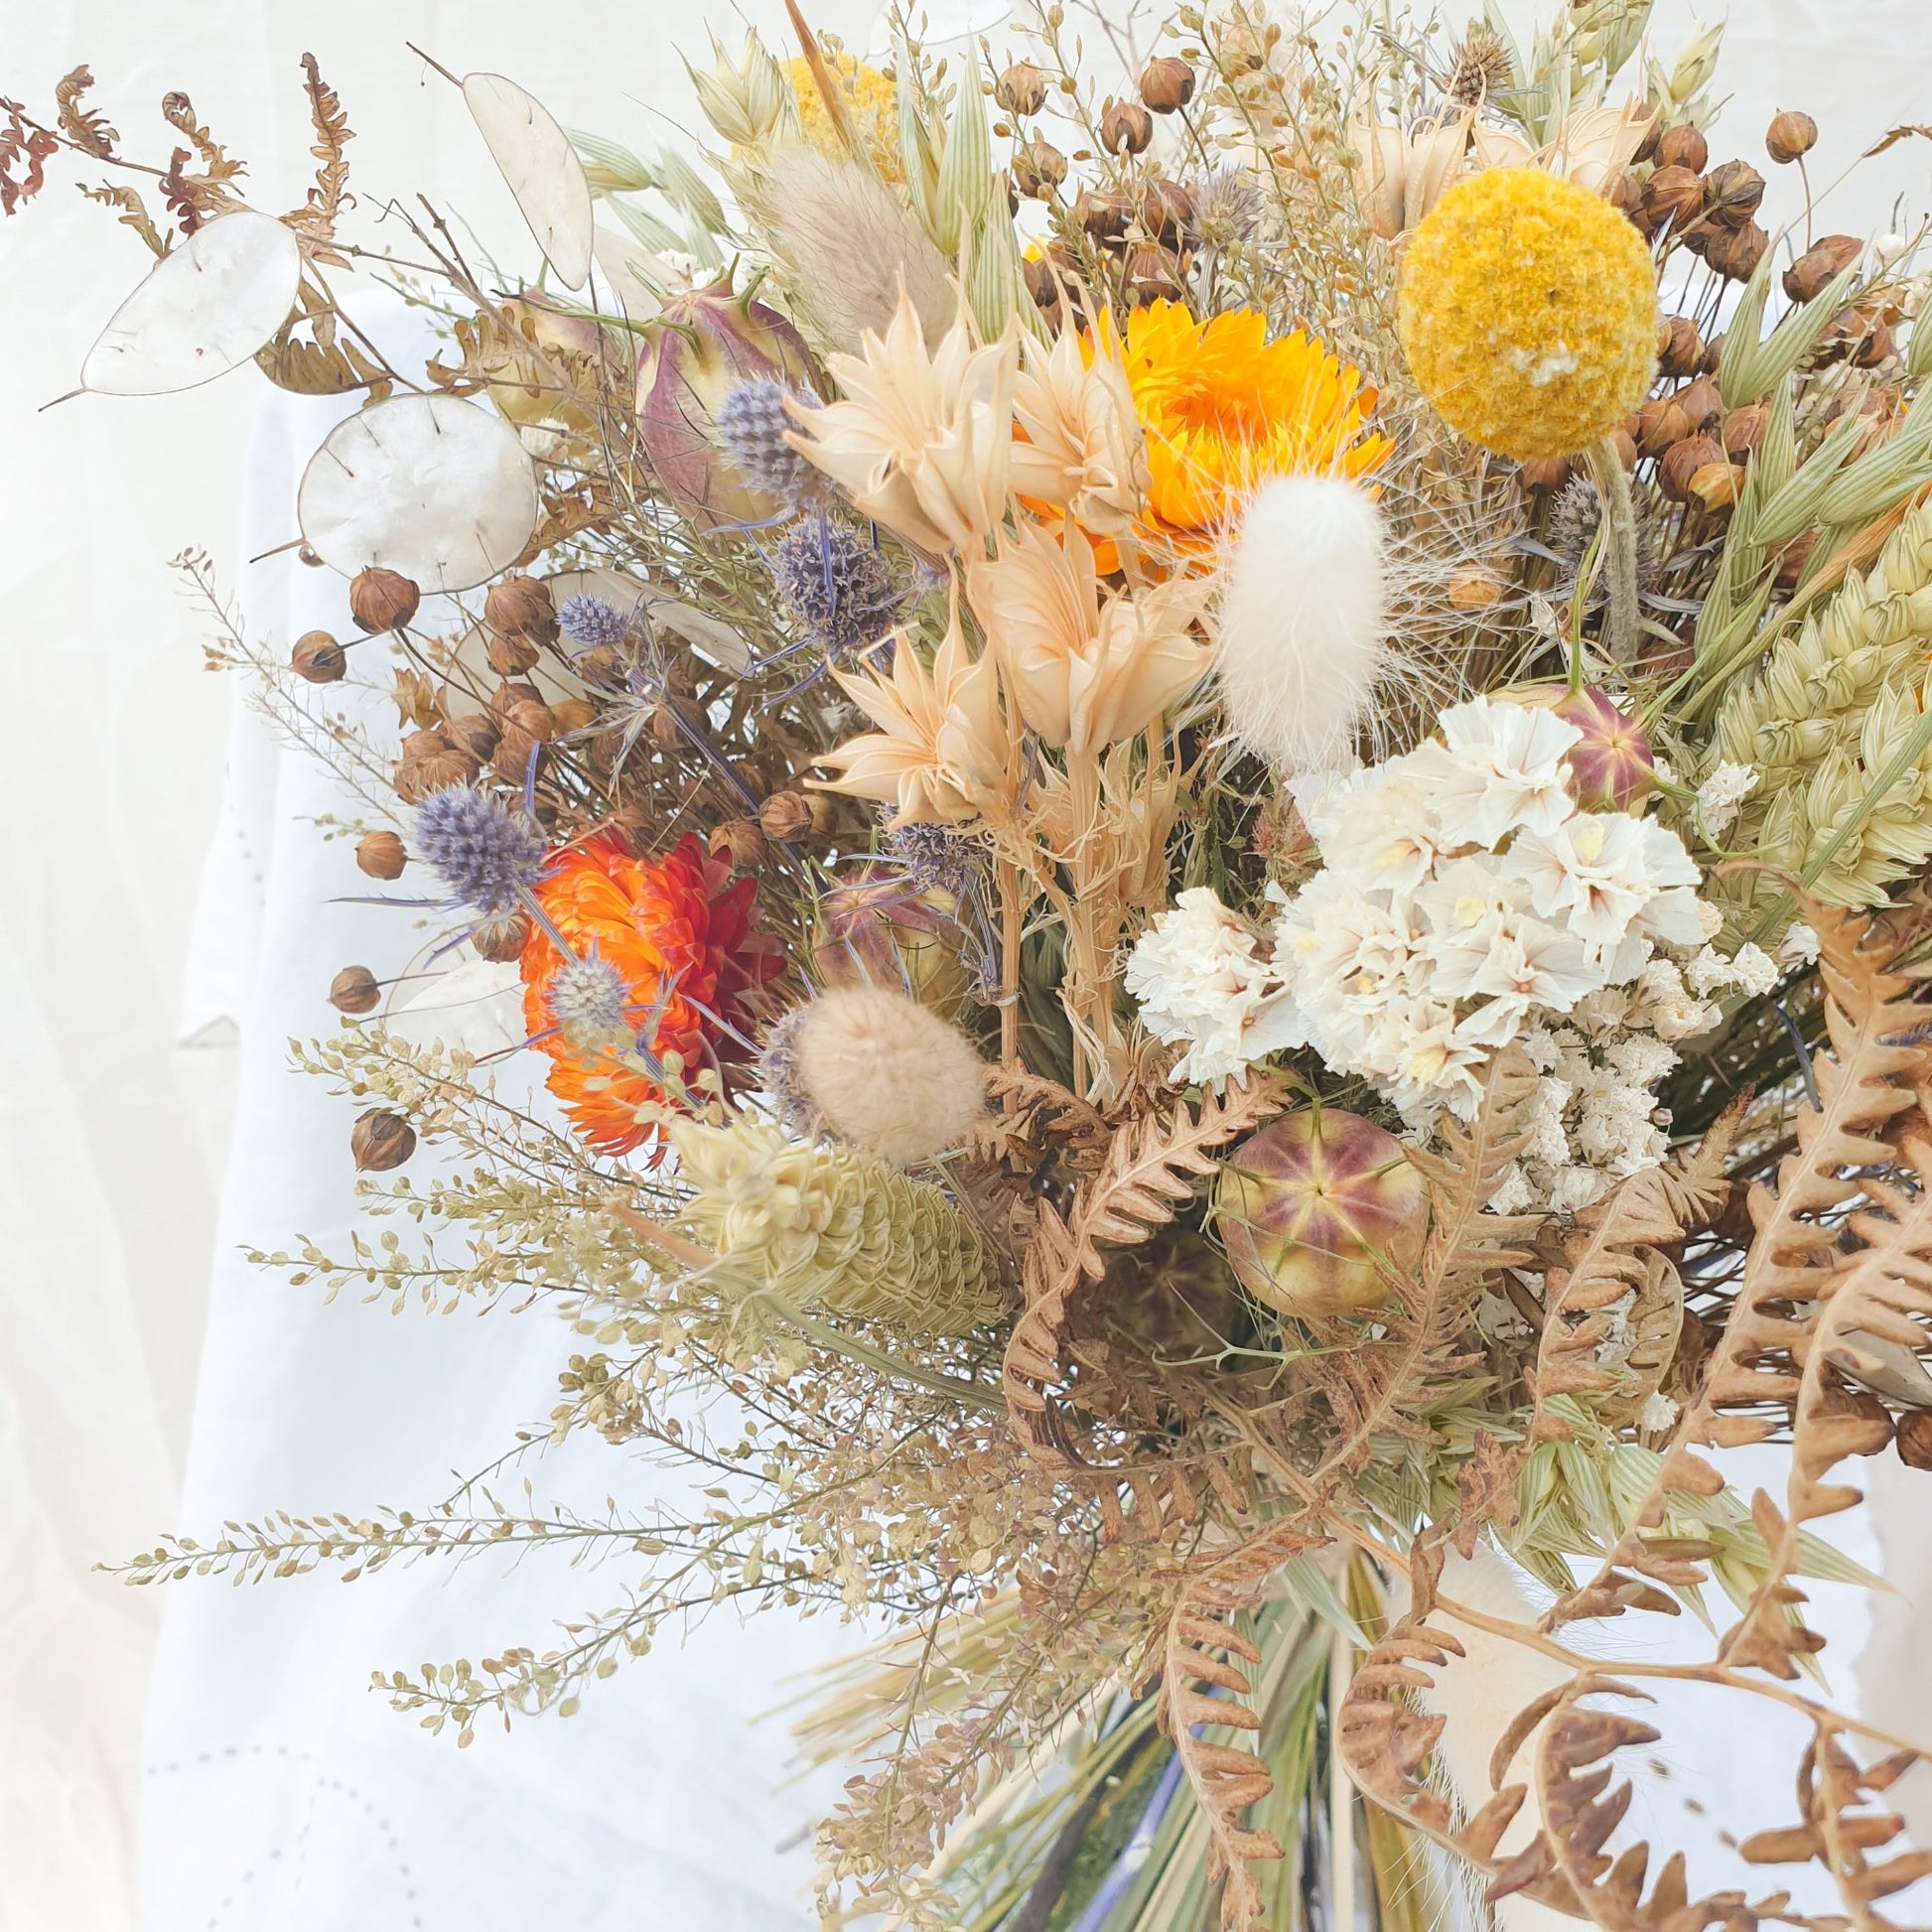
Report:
773,518,905,657
557,595,631,653
884,819,980,898
411,784,549,919
546,951,631,1054
717,379,823,505
1188,166,1264,253
1447,26,1511,106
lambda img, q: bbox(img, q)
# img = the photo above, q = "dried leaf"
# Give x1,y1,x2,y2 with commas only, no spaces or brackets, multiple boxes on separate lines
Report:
282,54,351,252
0,100,60,217
54,67,116,159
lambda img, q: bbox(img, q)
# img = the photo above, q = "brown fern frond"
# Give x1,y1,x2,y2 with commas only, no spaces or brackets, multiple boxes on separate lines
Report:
0,102,60,217
54,67,116,158
1002,1078,1282,1457
77,180,167,256
159,90,242,186
283,54,352,253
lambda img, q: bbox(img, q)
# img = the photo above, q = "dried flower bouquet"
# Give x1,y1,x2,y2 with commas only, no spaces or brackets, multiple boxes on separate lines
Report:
12,1,1932,1924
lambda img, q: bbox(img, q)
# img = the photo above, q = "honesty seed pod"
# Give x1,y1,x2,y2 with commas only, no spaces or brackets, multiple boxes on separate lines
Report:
1213,1110,1427,1319
290,630,346,683
351,1108,416,1173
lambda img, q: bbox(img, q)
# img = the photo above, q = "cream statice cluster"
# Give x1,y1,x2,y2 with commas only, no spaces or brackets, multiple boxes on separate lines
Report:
1128,697,1779,1212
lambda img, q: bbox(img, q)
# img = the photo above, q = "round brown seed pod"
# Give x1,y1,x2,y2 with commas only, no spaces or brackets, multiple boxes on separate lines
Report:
330,965,381,1016
1677,373,1724,430
1642,164,1705,235
291,629,347,683
445,711,502,765
1013,137,1068,197
351,1108,416,1172
1659,433,1725,502
995,62,1046,117
1784,233,1863,303
1723,402,1768,462
1072,188,1130,241
1606,171,1646,228
713,816,765,866
1517,456,1574,492
1896,1410,1932,1469
1632,113,1662,166
348,567,419,634
759,788,832,840
484,629,541,676
483,573,557,642
1766,109,1818,165
549,697,596,736
471,911,531,962
1634,395,1692,458
1140,178,1194,242
1654,123,1708,173
1704,219,1769,282
488,678,544,719
1657,315,1704,379
1139,56,1194,113
1703,159,1765,229
1100,98,1153,156
1124,244,1184,303
1685,459,1742,511
392,731,479,802
355,830,407,880
1023,254,1061,313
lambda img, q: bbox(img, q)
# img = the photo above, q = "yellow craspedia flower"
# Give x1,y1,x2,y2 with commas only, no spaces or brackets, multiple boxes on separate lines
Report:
1398,167,1657,462
1116,301,1391,540
786,53,900,180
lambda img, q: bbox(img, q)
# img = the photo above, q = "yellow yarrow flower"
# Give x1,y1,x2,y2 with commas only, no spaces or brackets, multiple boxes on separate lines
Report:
1117,301,1391,540
786,53,900,179
1398,167,1657,462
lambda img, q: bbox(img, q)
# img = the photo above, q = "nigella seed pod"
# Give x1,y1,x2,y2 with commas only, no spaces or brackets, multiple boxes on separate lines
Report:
329,965,381,1016
1213,1111,1427,1318
1555,687,1655,810
355,830,407,880
1139,56,1194,114
1100,98,1153,156
291,629,346,682
351,1108,416,1172
635,276,816,533
348,567,420,634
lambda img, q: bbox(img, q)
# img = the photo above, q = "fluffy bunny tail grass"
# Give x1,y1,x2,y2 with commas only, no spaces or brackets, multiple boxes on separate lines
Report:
1213,473,1388,773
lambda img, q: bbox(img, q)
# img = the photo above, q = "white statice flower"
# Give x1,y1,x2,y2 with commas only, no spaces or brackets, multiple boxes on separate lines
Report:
1638,1390,1682,1433
1695,759,1759,841
1688,941,1781,1000
1125,888,1304,1087
1486,1165,1537,1216
1604,1035,1678,1088
1631,957,1718,1041
1779,921,1821,967
1549,1164,1611,1213
1434,696,1582,846
1301,746,1458,895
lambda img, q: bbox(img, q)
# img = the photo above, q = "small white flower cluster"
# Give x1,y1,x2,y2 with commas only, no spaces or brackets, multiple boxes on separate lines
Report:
1128,697,1778,1210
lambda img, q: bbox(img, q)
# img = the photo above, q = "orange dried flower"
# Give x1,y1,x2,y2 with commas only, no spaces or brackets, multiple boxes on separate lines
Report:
520,830,782,1155
1114,301,1391,542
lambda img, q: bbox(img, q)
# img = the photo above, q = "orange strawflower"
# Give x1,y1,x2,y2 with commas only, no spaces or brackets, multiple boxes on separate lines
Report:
1114,301,1391,541
520,830,783,1157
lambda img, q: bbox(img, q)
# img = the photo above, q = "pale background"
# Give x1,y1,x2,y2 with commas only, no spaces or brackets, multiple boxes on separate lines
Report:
3,3,1931,1929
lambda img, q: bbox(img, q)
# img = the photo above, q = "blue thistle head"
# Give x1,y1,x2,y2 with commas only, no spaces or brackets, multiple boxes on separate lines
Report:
547,950,631,1052
717,380,822,507
773,518,905,658
411,785,548,919
885,820,979,899
558,595,633,654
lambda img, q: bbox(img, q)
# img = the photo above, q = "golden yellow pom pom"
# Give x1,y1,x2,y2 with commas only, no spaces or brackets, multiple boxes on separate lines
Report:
786,54,900,178
1398,168,1658,462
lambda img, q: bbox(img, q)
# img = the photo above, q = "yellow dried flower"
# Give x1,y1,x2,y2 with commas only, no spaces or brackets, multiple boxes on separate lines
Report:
1397,167,1657,461
786,52,899,178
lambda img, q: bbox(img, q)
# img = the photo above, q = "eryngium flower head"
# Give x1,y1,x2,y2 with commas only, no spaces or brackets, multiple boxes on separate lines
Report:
547,951,631,1053
718,380,822,505
411,785,548,919
774,518,904,656
885,819,979,898
558,595,632,652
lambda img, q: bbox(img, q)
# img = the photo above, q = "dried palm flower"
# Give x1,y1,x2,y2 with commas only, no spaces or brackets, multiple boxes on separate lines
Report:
670,1117,1006,1333
1212,475,1387,773
785,292,1014,557
964,518,1212,756
1007,322,1148,542
768,985,985,1164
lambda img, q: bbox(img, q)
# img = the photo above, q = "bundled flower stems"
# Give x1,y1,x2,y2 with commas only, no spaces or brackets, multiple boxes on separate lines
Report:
17,4,1932,1924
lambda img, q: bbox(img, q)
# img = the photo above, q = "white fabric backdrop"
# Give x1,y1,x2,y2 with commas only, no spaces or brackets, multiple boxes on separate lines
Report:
4,3,1932,1929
